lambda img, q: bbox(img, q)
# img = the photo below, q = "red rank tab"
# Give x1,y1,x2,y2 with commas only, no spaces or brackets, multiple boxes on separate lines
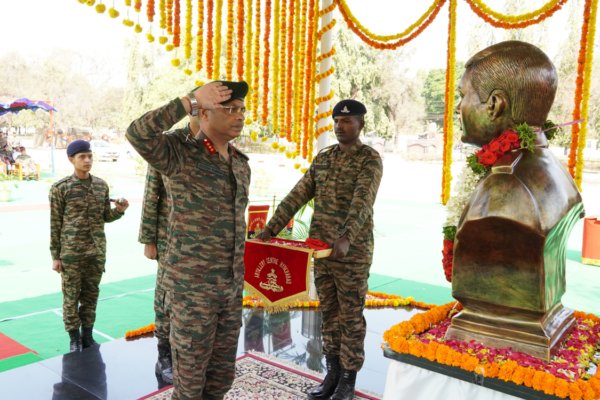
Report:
203,137,216,154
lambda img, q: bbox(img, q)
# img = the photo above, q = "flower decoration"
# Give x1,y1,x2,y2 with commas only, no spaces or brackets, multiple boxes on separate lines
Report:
166,44,174,51
96,3,106,13
277,0,288,137
214,0,223,79
86,0,96,6
225,0,235,80
465,0,568,29
172,58,181,66
271,141,279,149
184,69,193,75
184,0,193,59
261,0,273,126
135,0,143,12
195,80,204,86
301,0,317,159
159,0,166,30
250,131,258,142
206,0,214,77
272,0,282,136
125,323,156,338
285,0,296,141
135,23,143,33
147,0,155,21
159,36,169,44
173,0,181,47
441,0,457,205
236,0,245,81
244,0,254,112
294,163,301,169
123,19,135,27
108,7,120,18
147,33,155,42
195,0,204,72
251,0,261,121
166,0,173,34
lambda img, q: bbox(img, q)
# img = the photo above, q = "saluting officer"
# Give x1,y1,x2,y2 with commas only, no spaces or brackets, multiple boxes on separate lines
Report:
49,140,129,352
138,117,200,385
257,99,383,400
126,81,251,400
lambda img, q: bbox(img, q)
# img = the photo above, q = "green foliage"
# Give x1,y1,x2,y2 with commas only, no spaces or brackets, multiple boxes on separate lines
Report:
0,171,19,191
515,123,537,152
442,226,457,241
542,120,561,142
466,154,489,175
291,219,311,241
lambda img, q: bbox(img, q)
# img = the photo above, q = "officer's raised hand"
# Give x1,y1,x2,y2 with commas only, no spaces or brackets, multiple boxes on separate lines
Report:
115,197,130,213
328,236,351,260
191,82,233,111
255,227,273,242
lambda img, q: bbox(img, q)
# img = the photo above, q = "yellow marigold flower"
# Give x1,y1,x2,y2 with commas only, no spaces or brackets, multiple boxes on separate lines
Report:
86,0,96,6
183,69,193,76
134,24,143,33
159,36,168,44
166,44,174,52
301,167,307,173
244,118,252,125
294,163,301,169
285,152,292,159
278,146,286,152
195,80,204,86
271,142,279,150
261,136,268,142
95,3,106,13
171,58,181,67
123,19,134,27
108,7,120,18
147,34,155,43
78,0,86,3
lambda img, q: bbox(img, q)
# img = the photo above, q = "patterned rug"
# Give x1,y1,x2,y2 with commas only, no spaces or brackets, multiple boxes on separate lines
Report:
139,353,381,400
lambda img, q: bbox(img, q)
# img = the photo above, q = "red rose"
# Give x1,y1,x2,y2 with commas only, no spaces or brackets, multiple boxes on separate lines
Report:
505,131,519,143
511,139,522,149
475,149,485,157
489,140,501,152
480,151,497,166
499,140,511,152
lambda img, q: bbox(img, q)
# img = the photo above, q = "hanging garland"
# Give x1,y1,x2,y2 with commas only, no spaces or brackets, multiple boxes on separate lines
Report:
464,0,569,29
251,0,261,122
236,0,245,81
285,0,296,141
301,0,316,159
277,0,288,137
206,0,214,77
261,0,273,126
244,0,253,110
166,0,173,35
295,0,308,158
195,0,204,72
272,0,282,136
574,0,598,189
214,0,224,79
291,0,302,153
225,0,235,80
306,0,319,163
184,0,193,62
441,0,457,205
135,0,143,12
469,0,564,22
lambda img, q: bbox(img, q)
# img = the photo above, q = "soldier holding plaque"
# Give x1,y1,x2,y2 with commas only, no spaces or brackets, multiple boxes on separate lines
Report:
257,99,383,400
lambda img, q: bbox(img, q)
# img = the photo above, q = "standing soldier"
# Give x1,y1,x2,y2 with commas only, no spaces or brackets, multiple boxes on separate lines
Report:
126,81,250,400
49,140,130,352
138,118,200,385
257,100,383,400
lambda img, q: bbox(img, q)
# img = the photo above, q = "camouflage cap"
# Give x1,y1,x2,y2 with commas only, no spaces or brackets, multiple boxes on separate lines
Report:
191,81,249,104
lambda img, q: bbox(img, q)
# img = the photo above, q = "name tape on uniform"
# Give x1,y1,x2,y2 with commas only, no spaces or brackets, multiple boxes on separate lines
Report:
197,162,225,177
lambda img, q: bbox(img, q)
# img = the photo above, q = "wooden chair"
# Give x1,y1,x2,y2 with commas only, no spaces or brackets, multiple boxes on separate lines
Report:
12,163,41,181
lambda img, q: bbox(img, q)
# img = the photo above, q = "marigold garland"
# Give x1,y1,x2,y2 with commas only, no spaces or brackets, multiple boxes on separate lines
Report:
214,0,224,79
465,0,569,29
291,0,302,148
272,0,282,136
306,0,319,162
135,0,143,12
173,0,181,47
285,0,296,140
337,0,440,42
147,0,155,21
195,0,204,71
244,0,253,110
225,0,235,80
251,0,261,122
236,0,245,81
441,0,457,205
261,0,272,126
166,0,173,34
206,0,214,77
574,0,598,189
277,0,288,136
469,0,564,22
184,0,193,59
295,0,308,157
335,0,446,50
159,0,166,28
242,291,424,309
301,0,316,159
125,323,156,338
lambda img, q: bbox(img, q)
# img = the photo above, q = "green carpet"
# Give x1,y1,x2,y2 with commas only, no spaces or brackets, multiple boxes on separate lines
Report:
0,352,45,373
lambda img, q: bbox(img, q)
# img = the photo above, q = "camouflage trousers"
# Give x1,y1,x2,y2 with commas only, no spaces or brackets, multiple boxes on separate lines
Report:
165,287,243,400
314,259,370,371
61,256,105,332
154,259,171,347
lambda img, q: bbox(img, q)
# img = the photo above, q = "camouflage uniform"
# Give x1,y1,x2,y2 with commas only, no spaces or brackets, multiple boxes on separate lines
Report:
126,98,250,400
49,174,124,331
265,140,383,371
15,154,36,177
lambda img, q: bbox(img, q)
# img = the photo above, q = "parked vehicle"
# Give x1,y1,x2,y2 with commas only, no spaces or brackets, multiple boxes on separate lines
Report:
90,140,119,162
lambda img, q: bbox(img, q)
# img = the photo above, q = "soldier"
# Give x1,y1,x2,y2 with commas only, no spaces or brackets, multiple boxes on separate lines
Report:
15,147,37,180
49,140,130,352
126,81,250,400
256,99,383,400
138,116,201,385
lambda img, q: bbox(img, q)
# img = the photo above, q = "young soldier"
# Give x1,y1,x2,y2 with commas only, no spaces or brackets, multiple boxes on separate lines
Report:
49,140,129,352
138,117,200,384
257,99,383,400
126,81,251,400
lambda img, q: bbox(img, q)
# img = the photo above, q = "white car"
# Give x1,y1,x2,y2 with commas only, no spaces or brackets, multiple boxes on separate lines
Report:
90,140,120,162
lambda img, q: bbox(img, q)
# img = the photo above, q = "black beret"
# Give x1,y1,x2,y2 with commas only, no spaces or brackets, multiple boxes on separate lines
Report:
192,80,249,104
332,99,367,118
67,140,92,158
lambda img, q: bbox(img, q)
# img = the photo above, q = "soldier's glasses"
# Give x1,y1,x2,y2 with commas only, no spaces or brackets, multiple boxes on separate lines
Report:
222,106,246,115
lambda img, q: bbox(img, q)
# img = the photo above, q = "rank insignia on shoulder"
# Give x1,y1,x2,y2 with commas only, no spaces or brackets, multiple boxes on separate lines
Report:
203,138,217,155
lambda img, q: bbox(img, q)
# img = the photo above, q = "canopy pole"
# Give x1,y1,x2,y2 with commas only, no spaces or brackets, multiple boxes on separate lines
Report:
49,106,55,177
316,0,333,153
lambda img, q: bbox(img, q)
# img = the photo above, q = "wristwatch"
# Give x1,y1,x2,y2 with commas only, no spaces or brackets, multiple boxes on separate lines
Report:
187,94,199,116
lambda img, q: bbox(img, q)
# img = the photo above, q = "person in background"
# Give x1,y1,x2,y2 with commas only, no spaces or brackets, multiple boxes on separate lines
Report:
15,147,37,181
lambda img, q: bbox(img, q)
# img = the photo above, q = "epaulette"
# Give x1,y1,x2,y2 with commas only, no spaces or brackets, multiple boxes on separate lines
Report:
230,143,250,161
53,175,72,188
317,144,336,155
360,143,383,158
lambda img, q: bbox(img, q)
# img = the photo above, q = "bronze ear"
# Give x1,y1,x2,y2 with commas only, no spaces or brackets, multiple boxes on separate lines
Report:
487,90,508,122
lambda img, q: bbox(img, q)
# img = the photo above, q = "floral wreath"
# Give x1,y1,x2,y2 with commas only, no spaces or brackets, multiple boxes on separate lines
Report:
441,119,582,282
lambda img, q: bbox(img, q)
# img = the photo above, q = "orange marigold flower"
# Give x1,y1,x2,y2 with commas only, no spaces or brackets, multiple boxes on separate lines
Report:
542,372,556,395
555,379,570,398
523,368,536,387
569,381,583,400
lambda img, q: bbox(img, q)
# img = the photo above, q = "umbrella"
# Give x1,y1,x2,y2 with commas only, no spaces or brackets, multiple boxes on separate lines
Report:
0,98,57,117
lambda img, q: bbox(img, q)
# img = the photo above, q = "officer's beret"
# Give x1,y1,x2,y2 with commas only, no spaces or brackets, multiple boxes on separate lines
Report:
191,80,249,104
332,99,367,118
67,140,92,158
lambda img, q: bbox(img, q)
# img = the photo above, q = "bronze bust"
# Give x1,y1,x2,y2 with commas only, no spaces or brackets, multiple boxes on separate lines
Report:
444,41,584,361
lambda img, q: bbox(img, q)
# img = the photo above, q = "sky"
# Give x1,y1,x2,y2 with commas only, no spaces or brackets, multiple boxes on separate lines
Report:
0,0,585,87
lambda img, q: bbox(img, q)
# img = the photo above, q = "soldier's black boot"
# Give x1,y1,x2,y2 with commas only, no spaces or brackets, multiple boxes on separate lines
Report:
307,356,341,400
68,329,81,353
81,327,99,349
155,344,173,384
330,368,358,400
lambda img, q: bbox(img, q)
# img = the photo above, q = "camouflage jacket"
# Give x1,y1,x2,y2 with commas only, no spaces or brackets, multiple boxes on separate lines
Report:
137,129,191,255
49,174,124,260
266,140,383,264
15,154,34,165
126,98,251,297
